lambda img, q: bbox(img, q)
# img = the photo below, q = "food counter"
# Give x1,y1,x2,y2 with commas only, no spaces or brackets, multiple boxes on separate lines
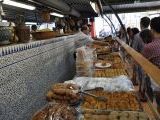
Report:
1,32,160,120
31,36,160,120
0,32,88,120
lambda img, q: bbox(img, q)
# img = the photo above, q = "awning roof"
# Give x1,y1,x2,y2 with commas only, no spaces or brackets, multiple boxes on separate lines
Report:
63,0,98,17
102,0,160,13
1,0,160,22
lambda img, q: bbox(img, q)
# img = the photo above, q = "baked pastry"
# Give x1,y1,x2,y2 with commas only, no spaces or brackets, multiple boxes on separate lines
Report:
94,69,127,77
32,107,48,120
83,111,149,120
46,83,81,104
82,91,140,111
32,103,77,120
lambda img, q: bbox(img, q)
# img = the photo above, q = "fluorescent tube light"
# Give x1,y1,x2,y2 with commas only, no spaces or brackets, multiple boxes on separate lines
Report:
3,0,36,10
50,12,64,18
25,22,37,25
90,1,98,13
2,20,7,22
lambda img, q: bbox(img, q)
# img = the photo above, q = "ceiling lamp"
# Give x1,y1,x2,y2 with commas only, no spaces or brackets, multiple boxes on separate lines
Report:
3,0,36,10
90,1,98,13
50,12,64,18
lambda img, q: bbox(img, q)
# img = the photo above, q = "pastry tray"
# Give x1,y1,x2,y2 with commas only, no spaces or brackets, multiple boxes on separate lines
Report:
78,110,150,120
93,69,128,77
80,91,143,113
32,102,80,120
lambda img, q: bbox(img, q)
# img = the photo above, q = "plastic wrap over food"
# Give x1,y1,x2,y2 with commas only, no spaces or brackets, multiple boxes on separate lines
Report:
76,61,94,77
65,75,134,92
76,46,95,62
76,46,95,77
75,33,93,48
76,46,87,62
65,77,90,89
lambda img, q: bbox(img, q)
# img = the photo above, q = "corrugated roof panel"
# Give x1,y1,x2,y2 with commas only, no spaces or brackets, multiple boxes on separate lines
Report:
103,0,160,13
63,0,97,17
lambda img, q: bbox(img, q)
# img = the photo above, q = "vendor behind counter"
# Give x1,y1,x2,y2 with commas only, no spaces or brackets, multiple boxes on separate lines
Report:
79,25,110,47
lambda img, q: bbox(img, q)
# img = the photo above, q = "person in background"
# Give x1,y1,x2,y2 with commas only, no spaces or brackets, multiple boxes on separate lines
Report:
128,28,140,85
80,25,110,47
140,29,153,44
118,25,127,43
127,27,132,37
143,17,160,113
87,24,92,33
131,28,139,36
132,17,150,52
130,28,140,47
81,25,90,35
131,17,150,89
139,29,153,102
31,25,37,32
143,17,160,68
127,27,132,46
118,25,128,63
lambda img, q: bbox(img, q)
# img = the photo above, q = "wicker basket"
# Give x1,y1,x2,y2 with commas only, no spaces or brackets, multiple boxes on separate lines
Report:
31,31,59,40
41,11,50,22
15,26,30,43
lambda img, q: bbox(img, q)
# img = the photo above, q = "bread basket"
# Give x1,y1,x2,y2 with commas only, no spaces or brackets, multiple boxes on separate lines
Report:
31,31,59,40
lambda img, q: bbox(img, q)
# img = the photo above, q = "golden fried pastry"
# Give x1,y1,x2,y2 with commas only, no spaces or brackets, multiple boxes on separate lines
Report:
32,108,48,120
82,91,140,111
84,111,149,120
46,83,80,104
94,69,127,77
32,104,77,120
46,90,54,101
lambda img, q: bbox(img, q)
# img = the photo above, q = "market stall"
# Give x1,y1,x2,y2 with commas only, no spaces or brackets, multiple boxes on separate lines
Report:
0,0,160,120
31,36,160,120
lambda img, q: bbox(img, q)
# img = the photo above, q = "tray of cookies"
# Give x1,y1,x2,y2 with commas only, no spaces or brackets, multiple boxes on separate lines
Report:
97,53,122,64
80,111,150,120
93,69,128,77
96,47,111,55
81,90,142,112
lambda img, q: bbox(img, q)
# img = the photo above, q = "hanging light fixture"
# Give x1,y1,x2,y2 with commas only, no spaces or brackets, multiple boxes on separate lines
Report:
90,1,98,13
3,0,36,10
50,12,64,18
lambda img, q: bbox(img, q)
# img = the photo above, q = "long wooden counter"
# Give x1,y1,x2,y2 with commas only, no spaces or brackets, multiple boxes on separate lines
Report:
116,38,160,86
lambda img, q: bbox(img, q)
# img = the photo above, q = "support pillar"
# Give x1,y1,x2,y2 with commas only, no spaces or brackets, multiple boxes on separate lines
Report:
90,18,96,38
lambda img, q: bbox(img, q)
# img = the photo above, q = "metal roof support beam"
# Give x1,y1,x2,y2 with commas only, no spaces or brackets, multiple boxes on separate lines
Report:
102,0,129,44
34,0,80,17
102,16,114,35
97,0,103,16
104,14,117,34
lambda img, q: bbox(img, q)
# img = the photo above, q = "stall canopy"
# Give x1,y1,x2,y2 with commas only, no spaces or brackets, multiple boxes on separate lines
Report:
2,0,98,22
102,0,160,13
1,0,160,22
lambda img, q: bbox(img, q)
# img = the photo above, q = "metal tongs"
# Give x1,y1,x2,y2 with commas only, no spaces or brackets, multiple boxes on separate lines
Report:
70,86,107,101
79,91,107,101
